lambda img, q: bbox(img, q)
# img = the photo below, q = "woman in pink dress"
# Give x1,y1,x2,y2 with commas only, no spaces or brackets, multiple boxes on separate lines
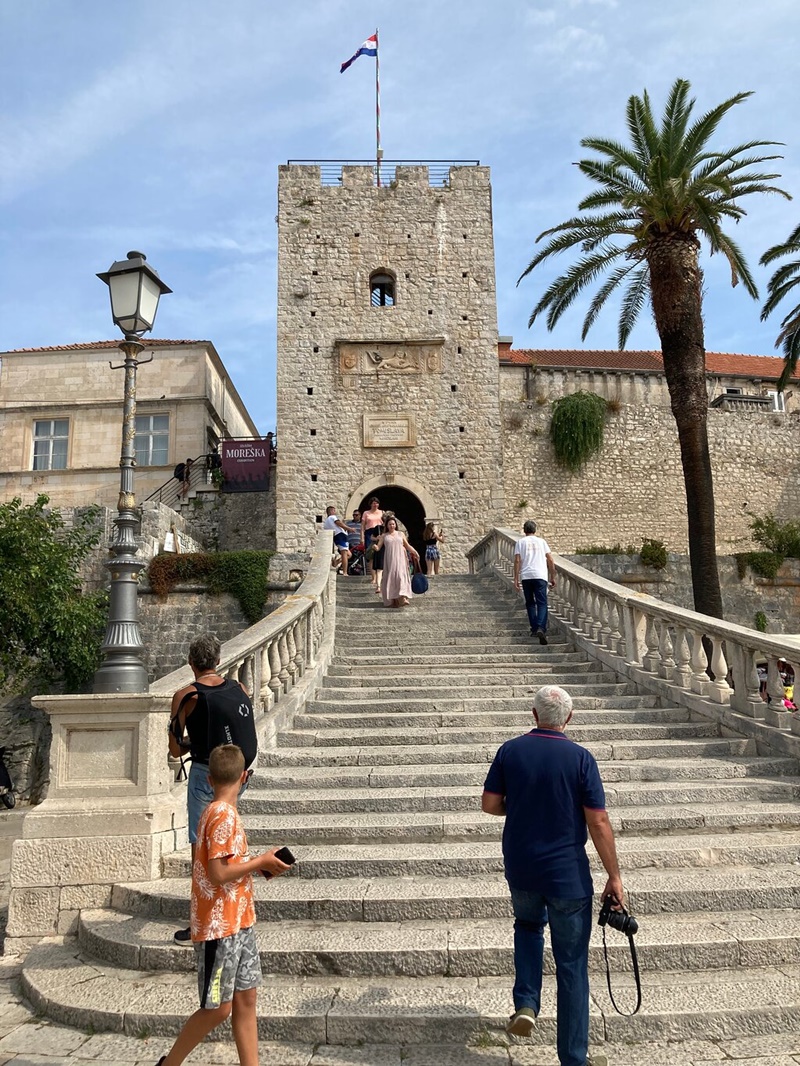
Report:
374,517,420,608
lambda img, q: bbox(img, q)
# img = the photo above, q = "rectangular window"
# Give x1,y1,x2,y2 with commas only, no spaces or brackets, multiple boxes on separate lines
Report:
724,387,743,396
767,389,786,412
135,413,170,466
32,419,69,470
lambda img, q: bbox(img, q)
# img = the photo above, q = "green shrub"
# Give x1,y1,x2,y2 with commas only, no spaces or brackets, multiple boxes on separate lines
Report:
640,538,668,570
549,391,607,471
754,610,768,632
148,550,274,625
574,544,637,555
749,513,800,558
735,551,784,580
0,495,108,691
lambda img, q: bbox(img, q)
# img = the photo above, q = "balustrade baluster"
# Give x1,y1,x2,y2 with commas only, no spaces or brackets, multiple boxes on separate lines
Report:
240,656,254,695
689,629,709,695
658,622,675,680
608,601,623,655
267,638,282,703
595,594,609,645
278,632,291,693
672,627,692,689
292,619,305,677
260,645,274,712
708,638,732,704
642,614,660,673
285,626,299,686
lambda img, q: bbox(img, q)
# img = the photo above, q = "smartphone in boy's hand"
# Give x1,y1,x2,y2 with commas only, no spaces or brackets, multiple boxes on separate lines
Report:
260,846,296,878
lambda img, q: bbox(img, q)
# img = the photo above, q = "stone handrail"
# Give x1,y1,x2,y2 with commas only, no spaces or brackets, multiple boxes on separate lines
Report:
153,529,336,747
468,527,800,749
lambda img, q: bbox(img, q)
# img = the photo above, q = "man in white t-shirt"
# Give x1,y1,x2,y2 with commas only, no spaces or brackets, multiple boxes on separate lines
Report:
323,506,352,576
513,520,556,645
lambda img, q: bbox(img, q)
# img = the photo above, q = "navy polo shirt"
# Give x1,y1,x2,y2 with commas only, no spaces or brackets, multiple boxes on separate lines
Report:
483,728,606,898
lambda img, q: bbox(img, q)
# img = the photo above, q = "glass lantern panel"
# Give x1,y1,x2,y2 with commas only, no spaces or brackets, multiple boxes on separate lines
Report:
137,274,161,332
108,271,141,330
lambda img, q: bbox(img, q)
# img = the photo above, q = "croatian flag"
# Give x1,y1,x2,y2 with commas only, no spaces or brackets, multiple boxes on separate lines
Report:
340,33,377,73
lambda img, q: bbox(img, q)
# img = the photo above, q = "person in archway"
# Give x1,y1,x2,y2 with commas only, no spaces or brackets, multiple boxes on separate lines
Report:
361,497,385,588
374,516,420,608
423,522,445,577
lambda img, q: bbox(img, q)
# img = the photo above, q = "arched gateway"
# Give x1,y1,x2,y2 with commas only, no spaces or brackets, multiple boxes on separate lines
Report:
347,475,437,559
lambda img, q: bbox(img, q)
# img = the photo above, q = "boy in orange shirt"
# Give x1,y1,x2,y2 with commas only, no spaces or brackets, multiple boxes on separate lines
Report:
157,744,291,1066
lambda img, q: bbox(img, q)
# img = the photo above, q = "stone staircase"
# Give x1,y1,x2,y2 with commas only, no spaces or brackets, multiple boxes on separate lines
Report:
20,575,800,1047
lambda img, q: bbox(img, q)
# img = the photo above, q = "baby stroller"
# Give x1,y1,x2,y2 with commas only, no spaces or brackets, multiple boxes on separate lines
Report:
348,544,366,576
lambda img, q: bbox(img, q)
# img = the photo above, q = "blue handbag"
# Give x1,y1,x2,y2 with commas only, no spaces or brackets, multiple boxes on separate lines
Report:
411,564,429,595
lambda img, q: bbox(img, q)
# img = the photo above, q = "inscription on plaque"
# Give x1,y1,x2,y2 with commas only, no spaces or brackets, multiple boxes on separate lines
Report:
363,413,416,448
338,339,443,376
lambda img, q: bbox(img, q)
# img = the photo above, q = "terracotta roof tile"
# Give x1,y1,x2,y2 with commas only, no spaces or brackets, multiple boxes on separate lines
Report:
3,340,207,354
500,347,796,382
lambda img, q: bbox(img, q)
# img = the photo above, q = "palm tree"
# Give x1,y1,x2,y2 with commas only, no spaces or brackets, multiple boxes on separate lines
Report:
760,222,800,391
519,78,789,618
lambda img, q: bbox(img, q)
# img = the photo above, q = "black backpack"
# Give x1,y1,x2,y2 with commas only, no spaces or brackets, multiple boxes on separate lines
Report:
178,678,258,768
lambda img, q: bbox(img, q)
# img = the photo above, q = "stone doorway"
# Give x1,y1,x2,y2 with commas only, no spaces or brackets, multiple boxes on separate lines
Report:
358,486,427,560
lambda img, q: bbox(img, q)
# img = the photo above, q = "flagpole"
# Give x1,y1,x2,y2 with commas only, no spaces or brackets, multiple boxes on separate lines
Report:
375,27,383,187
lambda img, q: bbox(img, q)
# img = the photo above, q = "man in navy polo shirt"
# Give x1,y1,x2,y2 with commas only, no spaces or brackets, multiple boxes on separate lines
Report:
482,685,623,1066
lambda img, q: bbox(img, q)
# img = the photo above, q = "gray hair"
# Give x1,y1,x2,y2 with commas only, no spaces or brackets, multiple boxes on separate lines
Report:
533,685,573,728
189,633,221,672
523,520,537,535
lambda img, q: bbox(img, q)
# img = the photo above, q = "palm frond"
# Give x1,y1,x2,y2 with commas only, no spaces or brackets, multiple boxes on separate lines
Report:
626,93,659,166
581,263,638,337
617,265,650,347
776,328,800,390
660,79,693,163
760,229,800,266
527,248,628,330
676,91,755,170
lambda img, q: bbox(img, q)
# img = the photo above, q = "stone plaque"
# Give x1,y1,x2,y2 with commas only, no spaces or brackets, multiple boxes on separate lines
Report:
338,339,444,376
363,413,417,448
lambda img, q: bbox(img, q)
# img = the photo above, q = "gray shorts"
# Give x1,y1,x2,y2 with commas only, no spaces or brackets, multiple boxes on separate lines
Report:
195,925,262,1009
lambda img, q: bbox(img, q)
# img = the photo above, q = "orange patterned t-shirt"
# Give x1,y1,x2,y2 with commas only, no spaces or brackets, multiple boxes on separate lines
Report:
191,800,256,942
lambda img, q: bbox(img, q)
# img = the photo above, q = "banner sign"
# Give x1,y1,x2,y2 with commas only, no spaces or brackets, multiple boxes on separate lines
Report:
221,439,271,492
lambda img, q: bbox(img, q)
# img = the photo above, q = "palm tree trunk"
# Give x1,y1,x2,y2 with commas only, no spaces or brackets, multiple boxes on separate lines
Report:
648,238,724,619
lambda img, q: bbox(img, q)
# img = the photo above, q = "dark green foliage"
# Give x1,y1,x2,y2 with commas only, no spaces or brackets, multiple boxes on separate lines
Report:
736,552,784,580
574,543,637,555
148,550,274,625
754,611,768,633
640,538,668,570
0,495,108,691
749,513,800,557
549,391,607,471
760,221,800,391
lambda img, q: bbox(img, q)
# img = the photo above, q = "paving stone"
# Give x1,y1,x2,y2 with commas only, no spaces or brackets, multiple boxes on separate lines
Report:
720,1033,800,1057
309,1045,402,1066
405,1046,511,1066
0,1024,89,1057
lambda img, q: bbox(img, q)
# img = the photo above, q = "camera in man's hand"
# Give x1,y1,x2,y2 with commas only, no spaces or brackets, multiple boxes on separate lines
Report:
598,895,638,936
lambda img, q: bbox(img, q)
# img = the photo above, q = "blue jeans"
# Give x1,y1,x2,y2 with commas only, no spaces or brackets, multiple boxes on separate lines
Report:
509,887,592,1066
521,578,549,633
187,761,249,844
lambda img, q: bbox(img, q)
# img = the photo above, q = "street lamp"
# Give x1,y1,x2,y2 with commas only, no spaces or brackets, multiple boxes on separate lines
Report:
93,252,172,693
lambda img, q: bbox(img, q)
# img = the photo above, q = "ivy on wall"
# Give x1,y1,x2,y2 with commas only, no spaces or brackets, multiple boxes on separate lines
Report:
549,391,608,471
148,550,274,625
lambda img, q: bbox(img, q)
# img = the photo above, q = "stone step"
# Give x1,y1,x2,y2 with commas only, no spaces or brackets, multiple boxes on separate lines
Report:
160,831,800,881
292,706,673,732
239,778,799,816
234,802,800,846
76,905,800,977
323,663,605,683
277,721,720,749
259,736,758,767
21,940,800,1044
249,755,800,790
338,640,568,655
333,651,578,666
307,689,648,708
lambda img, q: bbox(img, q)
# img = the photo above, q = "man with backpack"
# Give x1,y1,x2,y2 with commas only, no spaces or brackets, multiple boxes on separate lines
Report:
168,633,258,946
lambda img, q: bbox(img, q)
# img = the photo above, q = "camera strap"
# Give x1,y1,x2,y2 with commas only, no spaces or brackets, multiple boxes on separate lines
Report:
601,925,642,1015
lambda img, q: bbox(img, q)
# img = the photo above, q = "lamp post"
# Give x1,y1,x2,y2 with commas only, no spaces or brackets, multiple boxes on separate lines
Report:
93,251,172,693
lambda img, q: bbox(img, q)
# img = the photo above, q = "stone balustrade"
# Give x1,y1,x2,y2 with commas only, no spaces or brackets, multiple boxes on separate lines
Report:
468,527,800,755
6,531,336,951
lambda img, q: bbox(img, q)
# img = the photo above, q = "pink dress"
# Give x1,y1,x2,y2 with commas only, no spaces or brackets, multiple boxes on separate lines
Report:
381,532,413,605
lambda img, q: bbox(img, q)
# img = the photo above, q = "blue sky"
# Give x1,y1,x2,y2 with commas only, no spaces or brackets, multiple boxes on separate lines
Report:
2,1,799,433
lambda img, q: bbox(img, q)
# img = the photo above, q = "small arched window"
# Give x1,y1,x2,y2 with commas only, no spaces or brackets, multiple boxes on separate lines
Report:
370,271,396,307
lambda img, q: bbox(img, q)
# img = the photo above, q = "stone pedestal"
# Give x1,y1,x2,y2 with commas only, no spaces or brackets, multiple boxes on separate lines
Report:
6,692,185,948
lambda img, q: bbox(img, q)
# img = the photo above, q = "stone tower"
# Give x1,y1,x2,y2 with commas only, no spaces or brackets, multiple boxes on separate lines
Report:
275,162,505,567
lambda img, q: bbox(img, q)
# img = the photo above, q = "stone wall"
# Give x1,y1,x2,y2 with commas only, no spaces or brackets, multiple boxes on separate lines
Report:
501,402,800,554
571,553,800,633
275,163,505,569
183,488,276,552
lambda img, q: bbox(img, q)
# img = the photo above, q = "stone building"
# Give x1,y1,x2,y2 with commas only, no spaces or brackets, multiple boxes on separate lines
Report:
275,162,505,561
0,339,259,509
